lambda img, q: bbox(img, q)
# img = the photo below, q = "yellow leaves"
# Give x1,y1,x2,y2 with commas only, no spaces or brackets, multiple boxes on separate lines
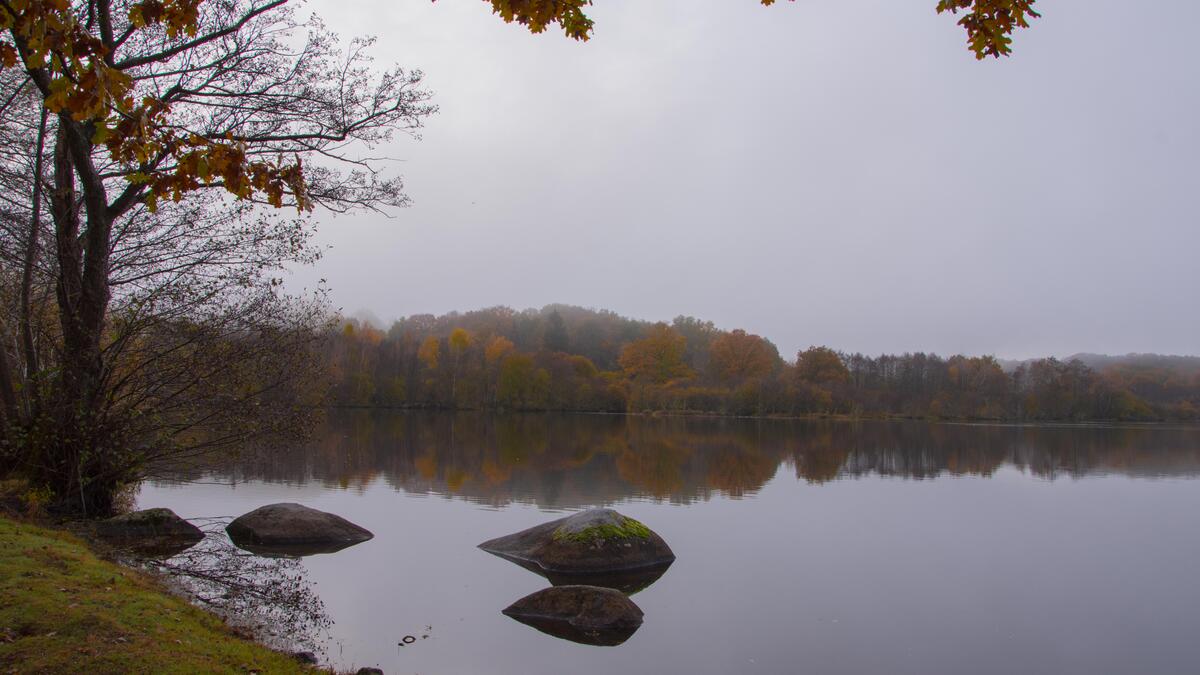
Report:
485,336,515,367
127,6,146,28
418,336,440,371
128,0,203,38
90,120,110,144
449,328,473,354
44,75,71,112
0,44,16,68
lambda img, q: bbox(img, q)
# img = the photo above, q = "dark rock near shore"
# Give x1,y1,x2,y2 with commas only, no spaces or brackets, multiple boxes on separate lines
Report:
502,585,644,646
355,668,384,675
226,503,373,556
292,650,318,664
96,507,203,539
94,508,204,557
479,508,674,579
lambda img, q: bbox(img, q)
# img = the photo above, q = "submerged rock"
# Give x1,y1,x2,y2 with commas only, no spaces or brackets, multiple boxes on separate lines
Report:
479,508,674,578
94,508,204,557
226,503,373,556
502,585,644,646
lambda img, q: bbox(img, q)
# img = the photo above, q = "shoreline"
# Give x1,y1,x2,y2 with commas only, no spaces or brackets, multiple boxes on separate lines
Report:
0,514,318,674
319,405,1199,428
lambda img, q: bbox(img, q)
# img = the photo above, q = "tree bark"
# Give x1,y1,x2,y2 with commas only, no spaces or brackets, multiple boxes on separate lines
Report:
54,116,112,413
0,328,18,429
52,125,87,403
19,107,48,407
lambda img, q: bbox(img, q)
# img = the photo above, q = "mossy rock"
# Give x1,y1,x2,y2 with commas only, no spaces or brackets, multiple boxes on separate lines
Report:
502,584,644,646
479,508,674,578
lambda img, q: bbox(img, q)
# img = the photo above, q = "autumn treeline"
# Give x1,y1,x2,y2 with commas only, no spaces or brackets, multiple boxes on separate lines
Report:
321,305,1200,422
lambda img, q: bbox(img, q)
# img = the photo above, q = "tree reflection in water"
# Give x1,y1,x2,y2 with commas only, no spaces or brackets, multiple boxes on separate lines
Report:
151,412,1200,510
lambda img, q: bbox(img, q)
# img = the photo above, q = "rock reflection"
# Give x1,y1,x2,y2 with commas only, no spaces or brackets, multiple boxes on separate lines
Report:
229,539,365,557
150,412,1200,509
110,534,203,559
498,556,672,595
132,523,332,655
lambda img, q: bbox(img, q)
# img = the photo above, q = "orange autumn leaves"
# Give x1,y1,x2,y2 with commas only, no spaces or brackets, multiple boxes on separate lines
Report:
935,0,1039,59
0,0,307,211
479,0,1039,59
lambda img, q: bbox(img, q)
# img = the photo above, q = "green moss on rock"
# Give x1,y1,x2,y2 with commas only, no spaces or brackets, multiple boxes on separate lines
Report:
552,516,652,543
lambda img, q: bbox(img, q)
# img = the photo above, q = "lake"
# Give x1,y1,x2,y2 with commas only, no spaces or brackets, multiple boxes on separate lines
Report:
137,411,1200,674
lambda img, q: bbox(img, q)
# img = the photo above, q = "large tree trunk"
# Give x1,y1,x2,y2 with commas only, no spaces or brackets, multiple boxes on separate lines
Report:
45,119,120,514
55,119,112,410
52,126,90,403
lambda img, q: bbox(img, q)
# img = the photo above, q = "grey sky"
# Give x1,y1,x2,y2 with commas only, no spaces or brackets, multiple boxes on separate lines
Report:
290,0,1199,360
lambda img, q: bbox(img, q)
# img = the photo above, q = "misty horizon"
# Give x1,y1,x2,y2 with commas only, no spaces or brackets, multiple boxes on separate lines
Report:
283,0,1199,361
338,303,1199,364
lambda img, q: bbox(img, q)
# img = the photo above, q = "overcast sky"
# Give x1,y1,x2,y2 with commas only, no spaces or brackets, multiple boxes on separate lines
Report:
290,0,1198,360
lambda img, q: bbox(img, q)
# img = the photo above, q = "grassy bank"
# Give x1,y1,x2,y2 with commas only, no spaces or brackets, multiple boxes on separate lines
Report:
0,516,308,674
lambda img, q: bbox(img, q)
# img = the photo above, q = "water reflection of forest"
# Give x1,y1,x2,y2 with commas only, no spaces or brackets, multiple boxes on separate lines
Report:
157,412,1200,508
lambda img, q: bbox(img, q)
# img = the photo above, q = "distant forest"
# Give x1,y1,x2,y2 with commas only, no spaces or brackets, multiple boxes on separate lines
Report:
322,305,1200,422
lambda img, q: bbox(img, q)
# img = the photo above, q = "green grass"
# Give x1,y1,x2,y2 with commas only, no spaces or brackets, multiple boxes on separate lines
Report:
0,516,310,674
552,516,652,544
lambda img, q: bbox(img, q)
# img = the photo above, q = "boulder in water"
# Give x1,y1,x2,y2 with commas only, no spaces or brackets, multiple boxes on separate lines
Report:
502,585,644,646
94,508,204,557
226,503,373,556
479,508,674,577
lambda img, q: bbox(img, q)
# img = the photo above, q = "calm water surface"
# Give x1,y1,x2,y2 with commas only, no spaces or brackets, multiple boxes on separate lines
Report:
138,412,1200,674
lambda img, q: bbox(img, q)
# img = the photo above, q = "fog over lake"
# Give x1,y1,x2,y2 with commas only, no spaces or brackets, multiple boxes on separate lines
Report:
6,1,1199,672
